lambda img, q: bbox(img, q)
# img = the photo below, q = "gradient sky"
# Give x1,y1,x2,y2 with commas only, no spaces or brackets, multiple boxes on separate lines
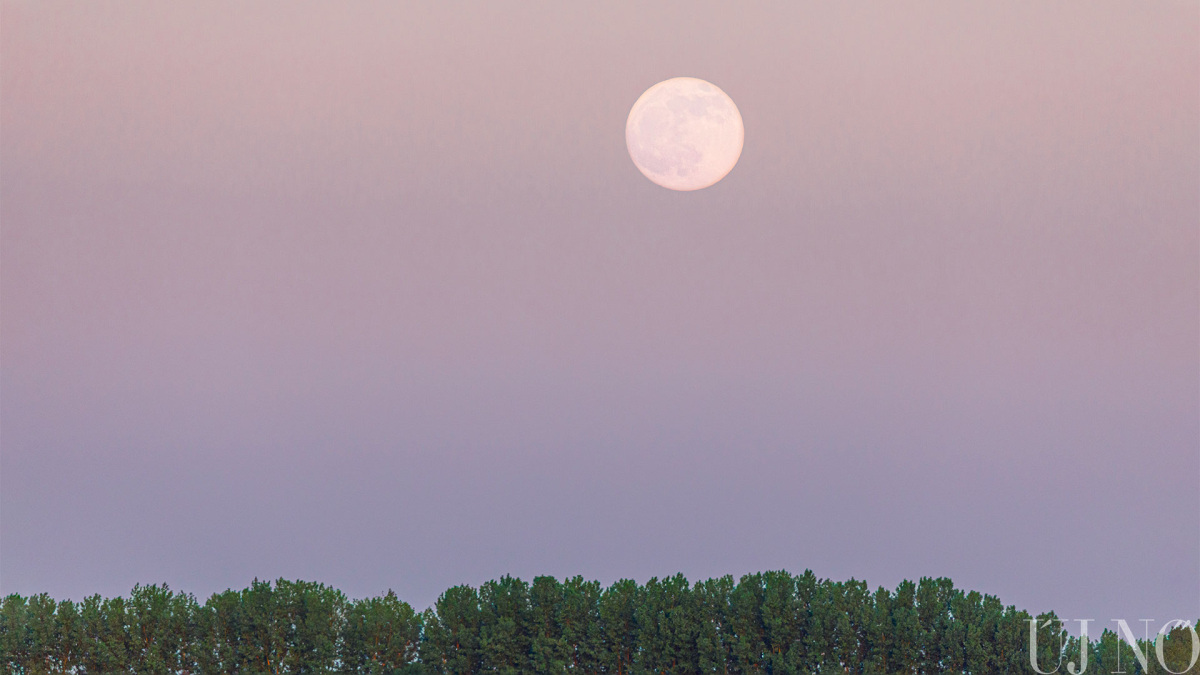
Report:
2,2,1197,626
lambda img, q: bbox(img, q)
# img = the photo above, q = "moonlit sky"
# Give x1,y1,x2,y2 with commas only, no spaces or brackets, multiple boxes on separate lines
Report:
2,2,1197,624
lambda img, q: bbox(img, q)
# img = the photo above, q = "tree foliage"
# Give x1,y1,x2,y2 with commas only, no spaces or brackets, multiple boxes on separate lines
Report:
0,573,1193,673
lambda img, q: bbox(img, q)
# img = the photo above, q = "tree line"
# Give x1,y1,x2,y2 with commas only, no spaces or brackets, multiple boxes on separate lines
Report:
1,571,1195,673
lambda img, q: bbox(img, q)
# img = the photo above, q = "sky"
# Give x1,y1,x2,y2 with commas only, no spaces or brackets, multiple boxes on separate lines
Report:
1,2,1197,627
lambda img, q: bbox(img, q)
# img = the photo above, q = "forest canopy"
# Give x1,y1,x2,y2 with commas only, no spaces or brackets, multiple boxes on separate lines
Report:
1,571,1195,674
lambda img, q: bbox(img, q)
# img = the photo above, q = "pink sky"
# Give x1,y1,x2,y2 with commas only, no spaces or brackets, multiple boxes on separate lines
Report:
2,2,1197,624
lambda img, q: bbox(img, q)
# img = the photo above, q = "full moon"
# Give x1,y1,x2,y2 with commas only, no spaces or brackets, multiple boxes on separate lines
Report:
625,77,744,191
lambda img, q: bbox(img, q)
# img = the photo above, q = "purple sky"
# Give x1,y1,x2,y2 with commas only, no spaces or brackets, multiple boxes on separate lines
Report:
2,2,1197,625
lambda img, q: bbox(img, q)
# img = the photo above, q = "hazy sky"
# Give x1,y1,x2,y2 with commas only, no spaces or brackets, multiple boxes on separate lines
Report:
2,2,1197,625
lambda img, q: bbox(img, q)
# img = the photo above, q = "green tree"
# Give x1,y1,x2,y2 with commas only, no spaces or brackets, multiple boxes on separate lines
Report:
834,579,874,673
1025,611,1070,675
795,572,839,673
1089,626,1148,674
341,590,422,674
422,584,483,675
1150,621,1200,674
859,585,891,675
204,579,348,674
207,587,250,673
727,572,767,674
633,574,699,674
558,576,603,673
986,603,1032,674
477,575,532,674
78,594,132,674
3,570,1158,675
1,594,31,673
273,579,347,673
239,578,284,673
21,593,60,674
53,598,84,673
692,575,734,674
597,579,639,675
126,583,201,674
915,577,972,674
883,579,920,673
527,576,568,674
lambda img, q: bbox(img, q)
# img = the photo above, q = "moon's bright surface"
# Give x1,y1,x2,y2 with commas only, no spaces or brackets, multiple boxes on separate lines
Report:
626,77,744,191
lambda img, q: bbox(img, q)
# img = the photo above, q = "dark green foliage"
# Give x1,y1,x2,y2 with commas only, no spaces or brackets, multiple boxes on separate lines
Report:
692,575,733,673
1,595,31,671
1,574,1192,674
478,575,534,674
79,594,133,673
633,574,700,673
597,578,639,675
526,576,567,674
1152,623,1200,674
884,578,921,672
206,578,348,673
126,584,201,674
556,576,603,673
341,590,422,674
423,584,484,675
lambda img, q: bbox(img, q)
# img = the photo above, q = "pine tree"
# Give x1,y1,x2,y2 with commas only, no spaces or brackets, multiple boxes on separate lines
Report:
422,584,483,675
477,575,533,674
54,598,83,673
1150,621,1200,674
693,575,734,675
558,576,603,673
884,579,920,673
597,579,639,675
340,589,422,674
206,587,248,672
1,594,31,673
727,572,767,674
633,574,700,674
272,579,347,672
527,576,568,675
126,583,198,674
